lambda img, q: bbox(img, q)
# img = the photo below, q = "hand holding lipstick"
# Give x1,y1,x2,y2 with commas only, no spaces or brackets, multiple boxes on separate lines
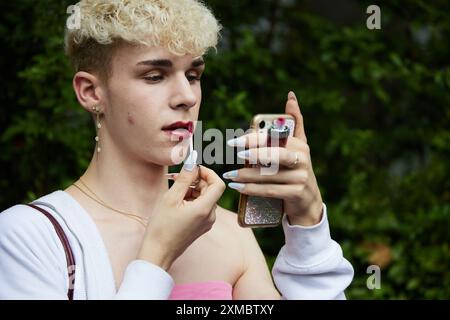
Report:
138,149,226,271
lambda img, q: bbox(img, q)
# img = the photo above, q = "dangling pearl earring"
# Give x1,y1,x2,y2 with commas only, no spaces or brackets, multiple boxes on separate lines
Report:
92,106,102,153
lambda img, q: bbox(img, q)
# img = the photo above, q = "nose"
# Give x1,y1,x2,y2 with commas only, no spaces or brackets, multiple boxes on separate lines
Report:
169,73,198,110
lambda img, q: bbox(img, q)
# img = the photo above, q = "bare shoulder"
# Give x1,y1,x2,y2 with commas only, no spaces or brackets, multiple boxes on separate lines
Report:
214,205,255,241
213,205,262,255
214,205,238,227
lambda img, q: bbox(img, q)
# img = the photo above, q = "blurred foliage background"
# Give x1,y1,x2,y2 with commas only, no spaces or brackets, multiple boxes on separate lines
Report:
0,0,449,299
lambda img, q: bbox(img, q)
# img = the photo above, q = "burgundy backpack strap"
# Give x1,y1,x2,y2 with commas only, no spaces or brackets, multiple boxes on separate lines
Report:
26,203,76,300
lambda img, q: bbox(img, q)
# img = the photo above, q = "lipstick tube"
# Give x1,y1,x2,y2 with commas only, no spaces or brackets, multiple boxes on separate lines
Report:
267,117,290,148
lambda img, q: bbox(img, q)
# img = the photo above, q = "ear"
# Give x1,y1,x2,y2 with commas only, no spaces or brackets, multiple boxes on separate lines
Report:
73,71,105,113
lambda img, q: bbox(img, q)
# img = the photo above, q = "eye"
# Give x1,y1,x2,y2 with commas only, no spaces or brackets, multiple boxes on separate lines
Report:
143,72,164,82
144,75,163,82
186,72,202,82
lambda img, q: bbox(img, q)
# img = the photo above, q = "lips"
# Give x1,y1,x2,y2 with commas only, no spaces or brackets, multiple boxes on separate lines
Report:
162,121,194,140
162,121,194,133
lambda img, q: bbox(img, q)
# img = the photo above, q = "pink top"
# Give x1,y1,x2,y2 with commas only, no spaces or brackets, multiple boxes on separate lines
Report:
168,281,233,300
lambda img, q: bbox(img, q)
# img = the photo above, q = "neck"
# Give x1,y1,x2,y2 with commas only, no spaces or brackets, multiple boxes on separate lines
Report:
79,142,169,220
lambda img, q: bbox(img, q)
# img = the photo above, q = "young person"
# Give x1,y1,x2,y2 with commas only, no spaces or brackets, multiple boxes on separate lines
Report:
0,0,353,300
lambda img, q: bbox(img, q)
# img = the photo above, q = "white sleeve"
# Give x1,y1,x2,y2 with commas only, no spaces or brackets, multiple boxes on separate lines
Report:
115,260,174,300
0,205,174,300
272,203,354,300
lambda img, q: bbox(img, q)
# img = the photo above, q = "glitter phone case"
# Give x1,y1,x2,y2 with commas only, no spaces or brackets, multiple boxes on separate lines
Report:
238,114,296,228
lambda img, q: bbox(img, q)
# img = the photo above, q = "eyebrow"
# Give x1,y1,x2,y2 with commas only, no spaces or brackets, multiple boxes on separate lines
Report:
136,58,205,68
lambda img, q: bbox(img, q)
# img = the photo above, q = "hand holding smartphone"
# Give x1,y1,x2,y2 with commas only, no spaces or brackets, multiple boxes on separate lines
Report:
237,114,296,228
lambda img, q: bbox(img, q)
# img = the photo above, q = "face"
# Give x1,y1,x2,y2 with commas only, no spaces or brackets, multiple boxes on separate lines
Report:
102,45,204,165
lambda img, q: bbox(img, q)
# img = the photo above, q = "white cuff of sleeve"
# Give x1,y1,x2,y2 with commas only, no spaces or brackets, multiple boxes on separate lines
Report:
281,203,337,267
116,260,174,300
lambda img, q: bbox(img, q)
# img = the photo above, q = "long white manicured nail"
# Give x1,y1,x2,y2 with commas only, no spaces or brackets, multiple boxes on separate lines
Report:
227,137,246,147
237,150,251,159
222,170,238,179
228,182,245,191
183,150,198,171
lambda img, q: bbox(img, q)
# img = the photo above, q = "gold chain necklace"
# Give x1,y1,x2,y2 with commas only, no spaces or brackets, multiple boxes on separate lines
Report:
72,178,149,227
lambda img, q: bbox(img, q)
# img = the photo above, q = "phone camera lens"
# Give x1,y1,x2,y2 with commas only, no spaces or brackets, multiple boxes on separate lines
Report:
259,121,266,129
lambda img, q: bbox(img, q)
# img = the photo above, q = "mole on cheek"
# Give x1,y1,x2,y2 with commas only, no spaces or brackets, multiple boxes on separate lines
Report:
127,112,134,125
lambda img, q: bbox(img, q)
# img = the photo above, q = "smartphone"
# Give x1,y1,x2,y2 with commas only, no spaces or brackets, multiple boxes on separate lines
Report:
237,114,296,228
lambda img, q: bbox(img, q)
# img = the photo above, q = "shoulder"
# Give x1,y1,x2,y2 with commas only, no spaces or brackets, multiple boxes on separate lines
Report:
0,203,69,299
214,206,268,262
0,190,68,238
215,205,237,226
215,205,258,243
0,203,63,256
0,204,47,234
0,203,52,233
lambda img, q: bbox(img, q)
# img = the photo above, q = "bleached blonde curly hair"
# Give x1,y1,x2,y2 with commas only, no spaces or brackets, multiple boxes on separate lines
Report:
65,0,222,79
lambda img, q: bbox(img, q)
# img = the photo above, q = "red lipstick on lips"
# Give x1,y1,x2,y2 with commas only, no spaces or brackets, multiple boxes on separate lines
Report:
162,121,194,141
